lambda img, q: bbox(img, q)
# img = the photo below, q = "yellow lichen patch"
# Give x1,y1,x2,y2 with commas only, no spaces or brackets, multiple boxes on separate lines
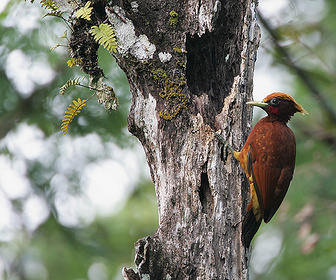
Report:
159,79,187,120
169,10,178,28
173,47,187,54
152,68,167,80
173,47,187,68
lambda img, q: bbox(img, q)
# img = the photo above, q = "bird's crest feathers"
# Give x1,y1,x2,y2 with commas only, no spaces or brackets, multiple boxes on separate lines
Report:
263,92,308,115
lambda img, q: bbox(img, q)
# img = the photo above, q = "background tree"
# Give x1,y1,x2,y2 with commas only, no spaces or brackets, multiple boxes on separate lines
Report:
1,0,336,280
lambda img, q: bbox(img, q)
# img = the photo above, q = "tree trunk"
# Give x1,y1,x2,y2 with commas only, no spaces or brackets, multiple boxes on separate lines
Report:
57,0,260,278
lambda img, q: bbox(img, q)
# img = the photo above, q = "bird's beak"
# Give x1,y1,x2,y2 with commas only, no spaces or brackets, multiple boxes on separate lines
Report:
246,100,268,109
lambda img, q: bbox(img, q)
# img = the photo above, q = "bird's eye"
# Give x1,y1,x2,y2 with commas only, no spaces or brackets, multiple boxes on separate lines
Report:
270,98,280,106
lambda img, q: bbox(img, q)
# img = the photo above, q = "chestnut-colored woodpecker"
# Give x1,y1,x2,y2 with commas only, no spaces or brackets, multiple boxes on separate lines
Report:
215,92,307,247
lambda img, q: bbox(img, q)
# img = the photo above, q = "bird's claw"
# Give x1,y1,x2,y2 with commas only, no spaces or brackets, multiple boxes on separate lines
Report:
211,129,230,161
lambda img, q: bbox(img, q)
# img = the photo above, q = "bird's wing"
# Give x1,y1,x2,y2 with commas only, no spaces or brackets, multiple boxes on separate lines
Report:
248,127,295,223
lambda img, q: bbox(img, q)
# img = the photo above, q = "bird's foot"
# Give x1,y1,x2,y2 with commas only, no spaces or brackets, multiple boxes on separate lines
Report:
212,129,226,144
211,129,233,160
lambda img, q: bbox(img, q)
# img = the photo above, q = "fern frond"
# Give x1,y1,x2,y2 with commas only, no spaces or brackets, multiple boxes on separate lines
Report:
40,0,59,10
75,1,93,21
50,42,60,51
42,10,64,18
40,0,64,18
61,98,87,134
60,77,84,95
90,23,118,53
50,31,69,51
60,30,68,39
67,58,82,68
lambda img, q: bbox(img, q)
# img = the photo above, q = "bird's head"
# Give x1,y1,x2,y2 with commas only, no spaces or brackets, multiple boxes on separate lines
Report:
247,92,308,122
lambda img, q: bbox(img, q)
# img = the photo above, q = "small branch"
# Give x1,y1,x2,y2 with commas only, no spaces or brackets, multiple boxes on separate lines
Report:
258,11,336,124
84,91,97,101
106,6,127,23
298,41,336,82
77,84,106,93
294,120,336,150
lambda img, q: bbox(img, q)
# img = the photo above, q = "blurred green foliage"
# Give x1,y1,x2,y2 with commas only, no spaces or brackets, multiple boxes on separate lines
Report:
0,1,157,279
250,0,336,279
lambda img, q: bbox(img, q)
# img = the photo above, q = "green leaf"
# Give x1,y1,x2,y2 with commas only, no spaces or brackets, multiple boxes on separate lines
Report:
40,0,64,18
67,58,82,68
61,98,87,134
75,1,93,21
59,77,84,95
90,23,118,53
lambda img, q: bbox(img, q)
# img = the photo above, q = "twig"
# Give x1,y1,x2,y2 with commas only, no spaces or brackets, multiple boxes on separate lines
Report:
293,120,336,150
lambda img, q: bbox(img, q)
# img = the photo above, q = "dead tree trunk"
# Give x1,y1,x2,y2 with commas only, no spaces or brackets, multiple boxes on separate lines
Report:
56,0,260,278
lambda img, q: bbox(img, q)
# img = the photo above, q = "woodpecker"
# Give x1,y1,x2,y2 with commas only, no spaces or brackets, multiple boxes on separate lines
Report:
216,92,307,247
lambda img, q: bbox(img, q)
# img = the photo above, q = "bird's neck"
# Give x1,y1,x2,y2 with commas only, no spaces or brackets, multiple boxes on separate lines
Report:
266,114,291,123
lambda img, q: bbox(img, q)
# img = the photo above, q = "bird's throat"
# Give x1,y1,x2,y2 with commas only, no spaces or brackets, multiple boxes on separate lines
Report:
268,106,280,115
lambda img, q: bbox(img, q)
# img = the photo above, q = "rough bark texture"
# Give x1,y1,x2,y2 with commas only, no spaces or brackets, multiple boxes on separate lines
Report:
56,0,260,278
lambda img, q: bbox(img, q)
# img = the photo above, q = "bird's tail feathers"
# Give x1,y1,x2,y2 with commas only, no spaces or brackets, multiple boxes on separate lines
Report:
242,209,261,248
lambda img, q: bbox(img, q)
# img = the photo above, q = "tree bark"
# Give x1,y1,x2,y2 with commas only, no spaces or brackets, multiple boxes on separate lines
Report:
57,0,260,278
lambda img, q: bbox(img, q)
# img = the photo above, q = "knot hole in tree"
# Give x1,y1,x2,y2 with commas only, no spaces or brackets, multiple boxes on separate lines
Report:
199,166,214,216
